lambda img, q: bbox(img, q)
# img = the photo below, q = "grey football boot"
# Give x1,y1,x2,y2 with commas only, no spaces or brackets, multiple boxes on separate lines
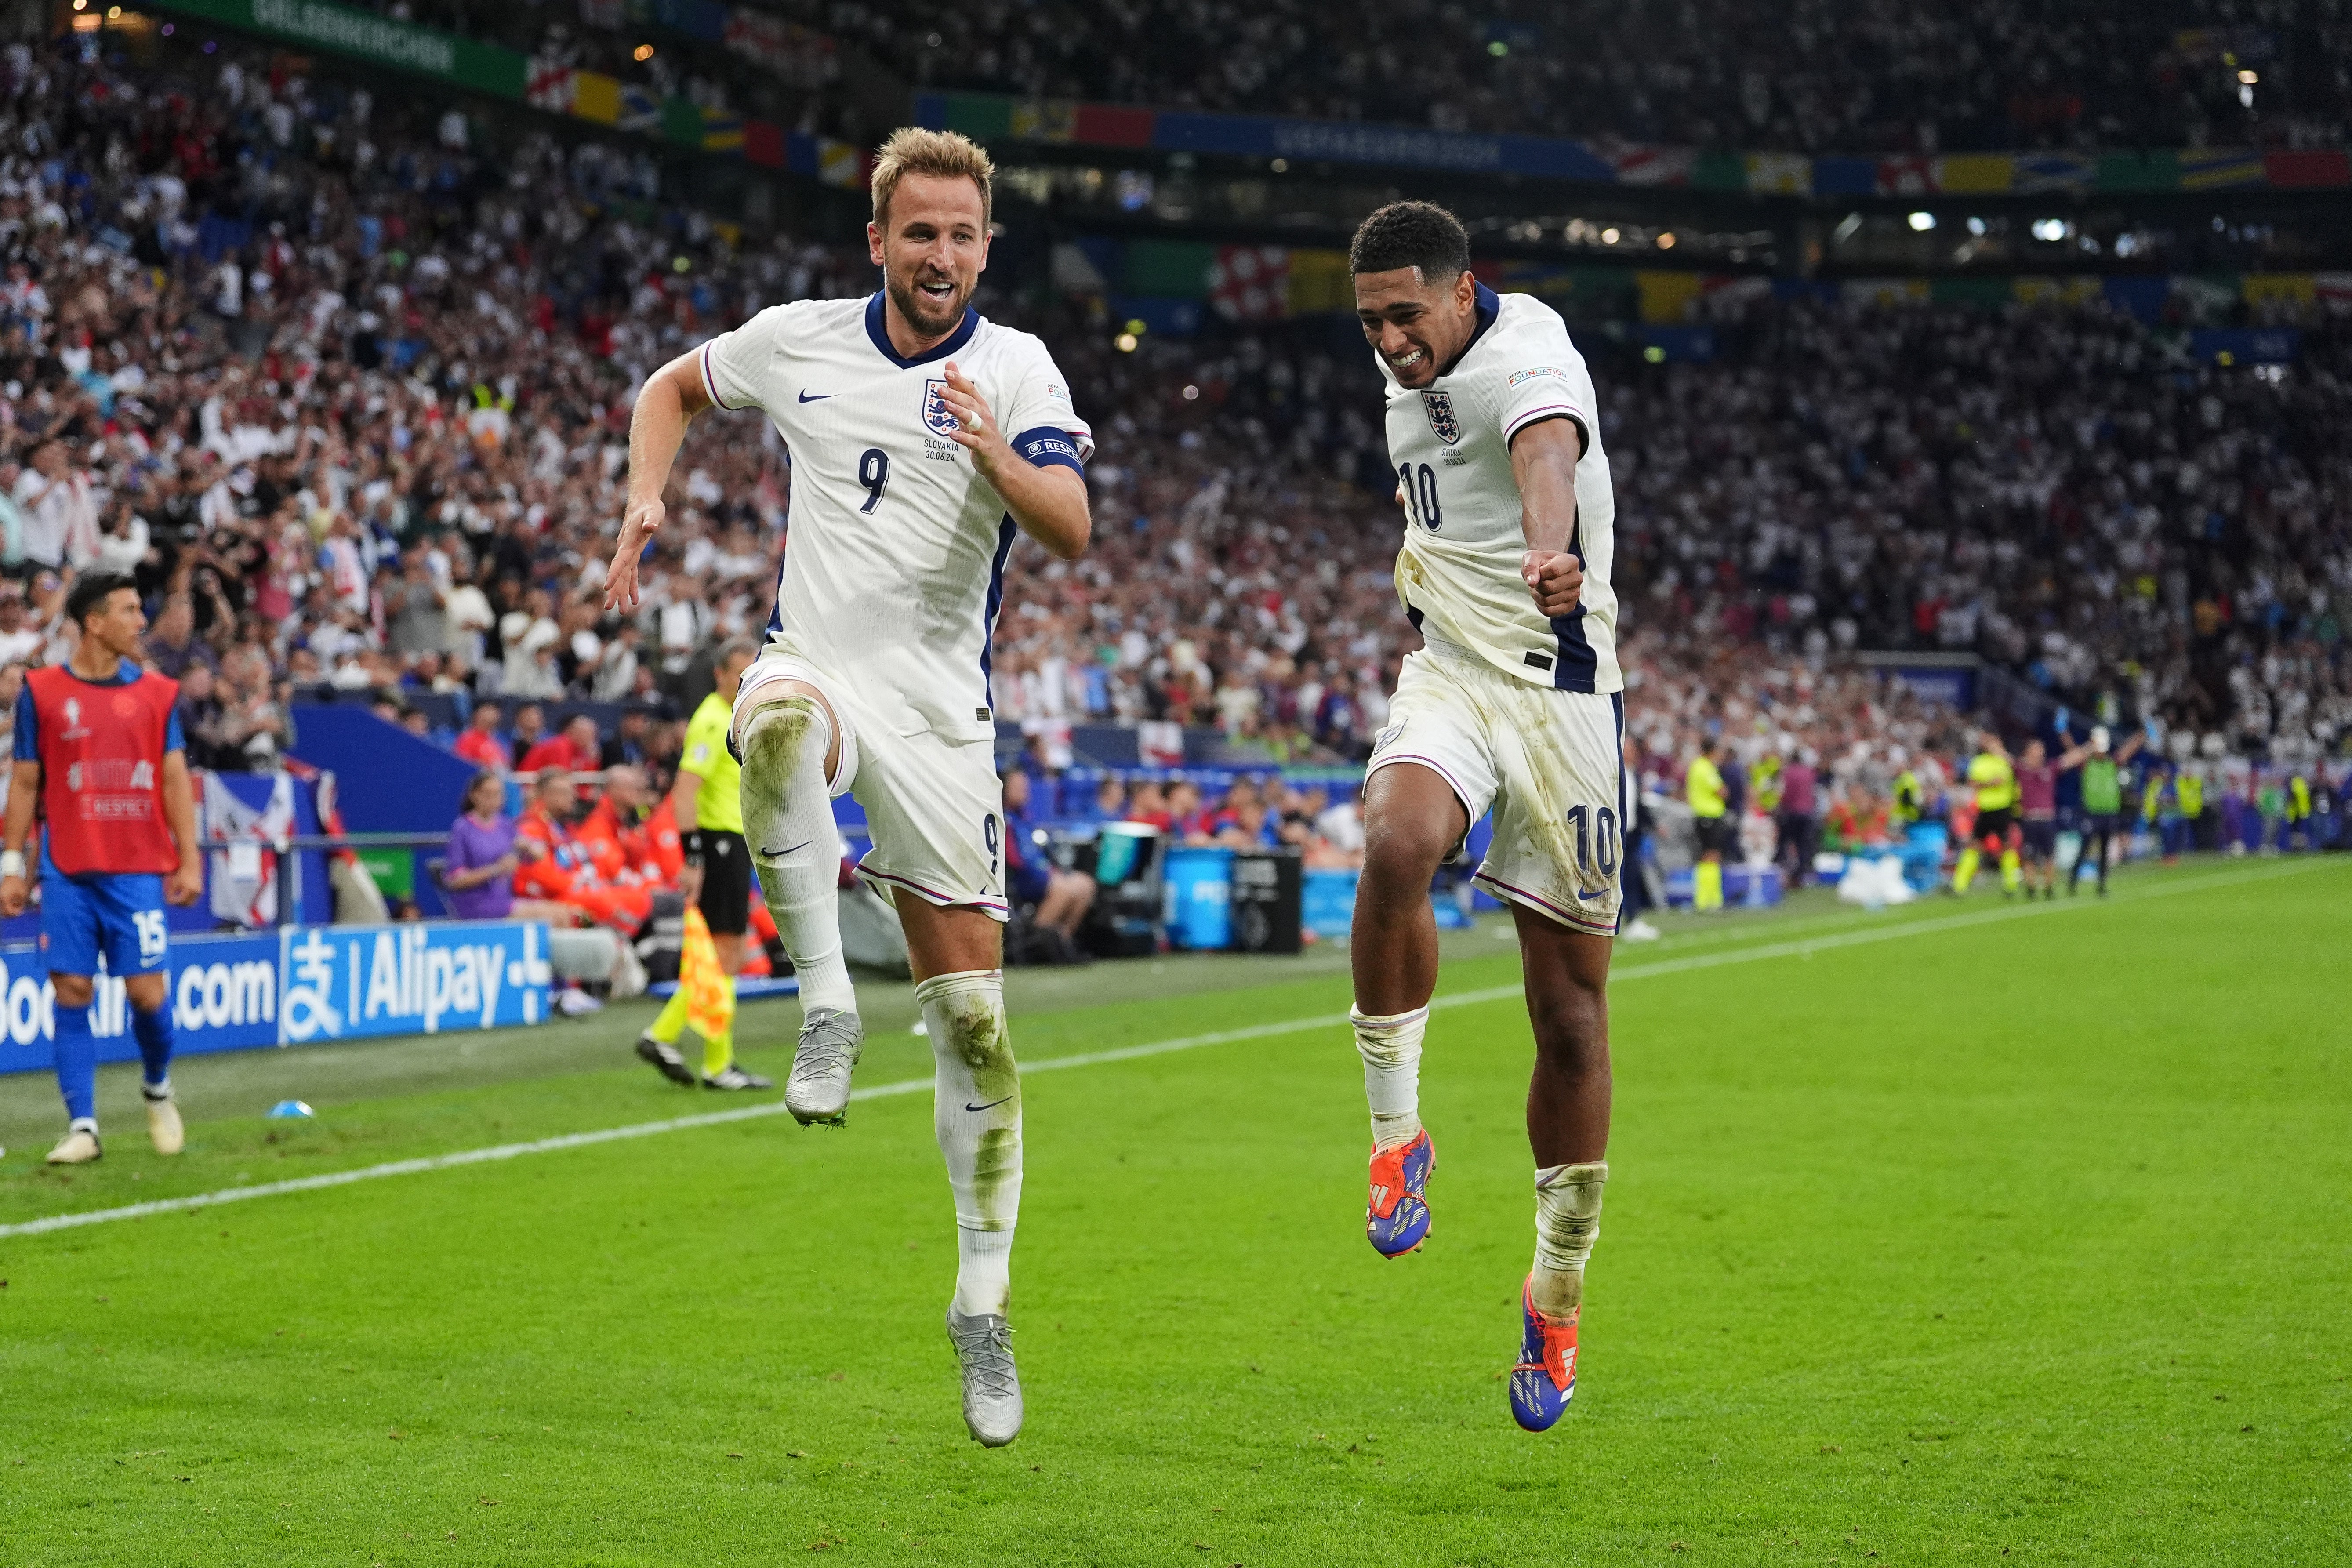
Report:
783,1007,864,1125
946,1308,1023,1447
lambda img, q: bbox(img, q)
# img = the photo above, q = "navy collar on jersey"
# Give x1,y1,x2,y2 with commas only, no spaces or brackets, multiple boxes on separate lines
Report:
58,659,142,687
1437,282,1503,380
864,292,980,369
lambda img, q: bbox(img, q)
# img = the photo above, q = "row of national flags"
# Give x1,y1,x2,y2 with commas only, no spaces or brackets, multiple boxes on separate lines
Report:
1080,237,2352,330
523,60,867,185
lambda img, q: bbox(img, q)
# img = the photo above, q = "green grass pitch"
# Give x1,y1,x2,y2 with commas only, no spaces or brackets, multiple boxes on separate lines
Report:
0,857,2346,1564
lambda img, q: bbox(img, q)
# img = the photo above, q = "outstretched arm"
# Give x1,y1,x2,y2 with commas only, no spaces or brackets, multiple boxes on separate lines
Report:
604,352,716,611
1511,416,1585,619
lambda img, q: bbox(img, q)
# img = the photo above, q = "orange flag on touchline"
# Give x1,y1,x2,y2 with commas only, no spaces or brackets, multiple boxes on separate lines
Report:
681,906,736,1042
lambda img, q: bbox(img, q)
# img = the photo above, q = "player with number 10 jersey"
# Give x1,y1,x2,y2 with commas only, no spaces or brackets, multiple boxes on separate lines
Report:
1345,202,1624,1436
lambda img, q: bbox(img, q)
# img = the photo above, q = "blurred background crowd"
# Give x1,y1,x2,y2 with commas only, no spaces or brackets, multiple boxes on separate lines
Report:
362,0,2349,156
0,23,2341,919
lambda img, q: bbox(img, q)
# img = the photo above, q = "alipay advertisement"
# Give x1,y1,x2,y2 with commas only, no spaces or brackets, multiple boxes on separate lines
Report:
0,922,552,1075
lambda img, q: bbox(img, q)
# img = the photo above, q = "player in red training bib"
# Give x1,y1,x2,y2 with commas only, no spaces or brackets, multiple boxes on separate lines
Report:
0,572,203,1165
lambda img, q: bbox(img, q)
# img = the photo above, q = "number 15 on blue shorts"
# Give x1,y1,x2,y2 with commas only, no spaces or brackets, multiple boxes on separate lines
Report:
40,853,170,978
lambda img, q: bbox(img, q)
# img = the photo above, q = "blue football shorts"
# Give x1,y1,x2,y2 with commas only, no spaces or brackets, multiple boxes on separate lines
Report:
40,848,169,978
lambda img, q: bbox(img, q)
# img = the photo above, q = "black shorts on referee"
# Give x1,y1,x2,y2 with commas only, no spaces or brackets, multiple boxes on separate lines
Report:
696,830,752,937
1693,814,1739,857
1974,807,2016,848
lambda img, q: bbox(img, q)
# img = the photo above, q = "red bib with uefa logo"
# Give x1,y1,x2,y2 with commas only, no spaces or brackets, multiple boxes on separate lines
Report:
28,665,182,875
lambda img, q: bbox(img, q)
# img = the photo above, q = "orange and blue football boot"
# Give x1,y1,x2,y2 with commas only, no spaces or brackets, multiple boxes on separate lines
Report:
1365,1130,1434,1257
1509,1276,1578,1430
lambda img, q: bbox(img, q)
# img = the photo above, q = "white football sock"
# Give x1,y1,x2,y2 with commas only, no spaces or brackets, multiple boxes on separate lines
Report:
1351,1005,1428,1149
917,969,1021,1317
954,1227,1013,1320
741,697,857,1013
1530,1161,1608,1321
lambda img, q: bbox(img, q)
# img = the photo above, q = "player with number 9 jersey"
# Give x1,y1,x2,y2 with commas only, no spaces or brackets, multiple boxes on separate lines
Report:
602,128,1093,1449
700,290,1089,793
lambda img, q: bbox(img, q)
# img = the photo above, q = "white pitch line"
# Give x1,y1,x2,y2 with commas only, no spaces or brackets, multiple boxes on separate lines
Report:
0,857,2330,1241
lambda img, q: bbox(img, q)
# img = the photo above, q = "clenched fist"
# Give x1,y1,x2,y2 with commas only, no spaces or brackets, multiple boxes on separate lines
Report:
1522,550,1584,619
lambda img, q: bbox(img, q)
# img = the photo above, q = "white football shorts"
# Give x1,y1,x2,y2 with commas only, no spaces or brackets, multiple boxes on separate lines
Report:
732,650,1009,922
1366,638,1626,935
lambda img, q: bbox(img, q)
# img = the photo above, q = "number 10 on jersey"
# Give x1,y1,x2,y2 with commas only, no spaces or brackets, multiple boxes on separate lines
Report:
1397,463,1442,531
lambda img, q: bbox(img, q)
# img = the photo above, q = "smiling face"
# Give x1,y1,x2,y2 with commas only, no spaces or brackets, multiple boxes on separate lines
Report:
869,171,990,344
1354,266,1479,390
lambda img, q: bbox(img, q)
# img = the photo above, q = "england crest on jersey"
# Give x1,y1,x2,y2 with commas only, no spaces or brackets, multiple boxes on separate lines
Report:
922,378,961,437
1421,390,1461,445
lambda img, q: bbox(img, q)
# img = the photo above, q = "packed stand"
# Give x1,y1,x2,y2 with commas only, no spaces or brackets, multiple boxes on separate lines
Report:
1603,299,2352,762
0,35,2337,882
805,0,2347,153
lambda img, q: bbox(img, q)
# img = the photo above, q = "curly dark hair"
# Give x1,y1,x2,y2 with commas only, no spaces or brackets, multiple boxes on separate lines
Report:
1348,200,1471,282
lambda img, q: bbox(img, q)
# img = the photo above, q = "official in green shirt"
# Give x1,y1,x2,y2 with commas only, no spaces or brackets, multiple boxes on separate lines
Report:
2059,723,2142,897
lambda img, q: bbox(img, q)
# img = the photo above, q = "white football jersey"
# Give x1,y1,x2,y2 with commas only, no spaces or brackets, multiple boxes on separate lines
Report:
699,294,1092,741
1376,284,1620,694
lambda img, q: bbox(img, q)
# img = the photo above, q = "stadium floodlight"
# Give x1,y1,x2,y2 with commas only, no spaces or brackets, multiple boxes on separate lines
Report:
1601,227,1620,244
1907,211,1936,232
2031,218,2069,242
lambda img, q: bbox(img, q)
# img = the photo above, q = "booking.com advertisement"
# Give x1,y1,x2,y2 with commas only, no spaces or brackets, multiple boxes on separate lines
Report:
0,922,553,1074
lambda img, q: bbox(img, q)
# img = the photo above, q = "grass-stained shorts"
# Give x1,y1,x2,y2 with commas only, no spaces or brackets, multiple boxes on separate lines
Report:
1367,639,1625,936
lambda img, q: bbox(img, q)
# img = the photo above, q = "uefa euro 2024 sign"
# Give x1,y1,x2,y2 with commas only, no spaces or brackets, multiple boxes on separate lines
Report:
0,921,553,1074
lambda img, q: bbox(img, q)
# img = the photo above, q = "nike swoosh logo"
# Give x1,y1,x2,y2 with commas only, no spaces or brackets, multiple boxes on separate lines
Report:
759,840,812,857
797,390,834,402
965,1096,1013,1113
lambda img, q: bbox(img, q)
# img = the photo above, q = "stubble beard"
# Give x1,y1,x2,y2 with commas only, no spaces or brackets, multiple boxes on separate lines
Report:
888,268,970,342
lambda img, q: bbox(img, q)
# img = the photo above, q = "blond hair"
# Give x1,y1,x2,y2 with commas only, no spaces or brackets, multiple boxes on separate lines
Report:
870,127,995,233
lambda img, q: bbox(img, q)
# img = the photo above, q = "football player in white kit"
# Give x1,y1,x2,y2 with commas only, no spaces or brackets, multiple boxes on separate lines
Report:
603,129,1093,1448
1345,202,1619,1432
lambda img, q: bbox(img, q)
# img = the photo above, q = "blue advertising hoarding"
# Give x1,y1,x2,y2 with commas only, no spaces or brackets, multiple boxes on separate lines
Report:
0,922,552,1075
277,922,551,1045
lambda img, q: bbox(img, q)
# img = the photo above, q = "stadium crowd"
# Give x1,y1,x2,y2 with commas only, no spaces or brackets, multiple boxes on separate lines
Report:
0,32,2337,904
340,0,2347,156
802,0,2343,153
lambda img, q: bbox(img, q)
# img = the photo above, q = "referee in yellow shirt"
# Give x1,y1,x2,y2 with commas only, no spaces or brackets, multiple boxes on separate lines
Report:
637,639,772,1090
1686,737,1732,914
1953,730,2022,897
